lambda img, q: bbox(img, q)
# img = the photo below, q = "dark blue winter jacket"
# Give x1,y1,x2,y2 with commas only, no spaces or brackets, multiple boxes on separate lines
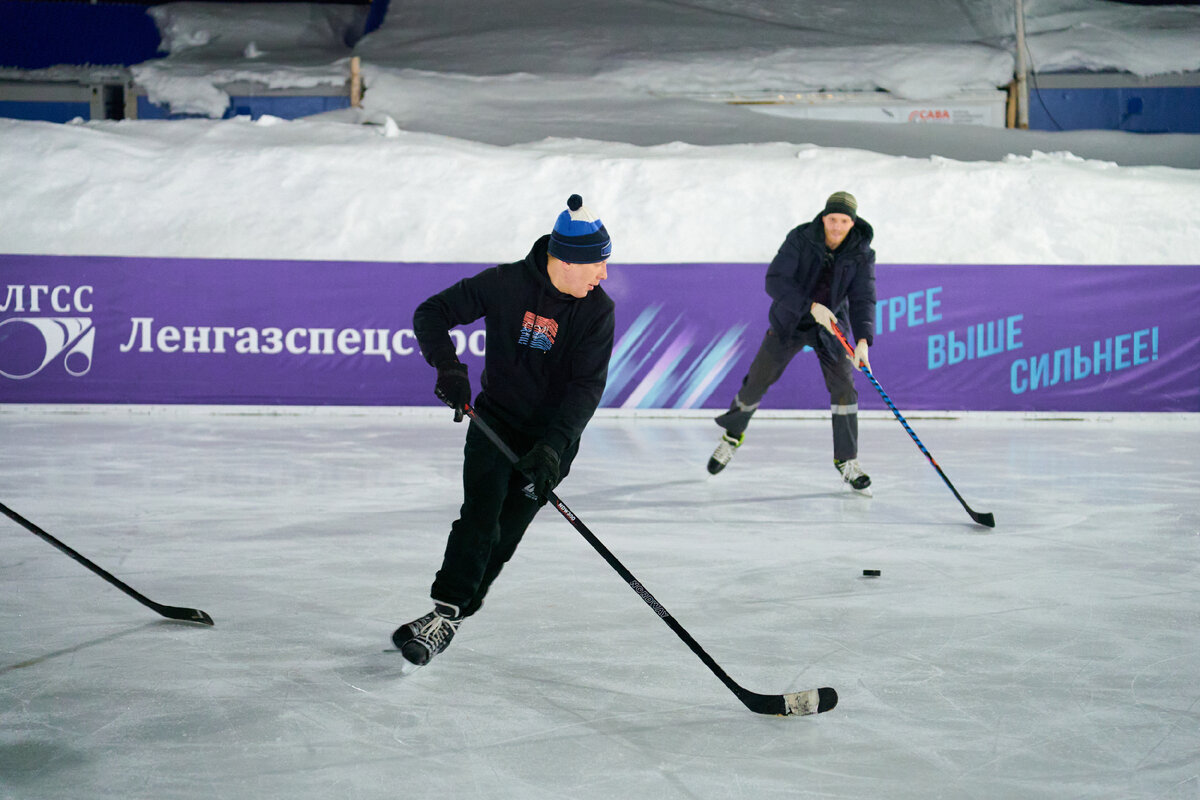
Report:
765,214,876,347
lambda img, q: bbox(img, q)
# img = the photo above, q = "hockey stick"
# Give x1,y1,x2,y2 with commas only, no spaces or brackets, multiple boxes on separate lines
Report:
0,500,215,625
828,323,996,528
464,405,837,717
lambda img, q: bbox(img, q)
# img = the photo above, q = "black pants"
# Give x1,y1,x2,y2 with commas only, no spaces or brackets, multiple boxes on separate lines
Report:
715,327,859,461
431,411,579,618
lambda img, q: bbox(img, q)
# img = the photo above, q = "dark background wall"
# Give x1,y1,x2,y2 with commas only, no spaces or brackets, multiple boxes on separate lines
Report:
0,0,384,69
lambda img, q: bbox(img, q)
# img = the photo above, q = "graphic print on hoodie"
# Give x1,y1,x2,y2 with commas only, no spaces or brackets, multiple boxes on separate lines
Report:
518,311,558,351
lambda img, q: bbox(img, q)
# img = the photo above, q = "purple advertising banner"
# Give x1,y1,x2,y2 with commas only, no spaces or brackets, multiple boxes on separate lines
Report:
2,254,1198,412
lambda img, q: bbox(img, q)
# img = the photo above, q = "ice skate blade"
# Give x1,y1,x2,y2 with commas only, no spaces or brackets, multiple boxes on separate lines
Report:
842,483,873,498
380,649,425,675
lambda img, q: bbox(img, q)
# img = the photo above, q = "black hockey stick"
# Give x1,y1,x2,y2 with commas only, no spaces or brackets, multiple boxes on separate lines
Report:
464,405,836,717
1,500,214,625
829,323,995,528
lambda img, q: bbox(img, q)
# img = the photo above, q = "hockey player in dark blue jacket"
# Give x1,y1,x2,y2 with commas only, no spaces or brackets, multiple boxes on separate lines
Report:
707,191,877,494
395,195,615,668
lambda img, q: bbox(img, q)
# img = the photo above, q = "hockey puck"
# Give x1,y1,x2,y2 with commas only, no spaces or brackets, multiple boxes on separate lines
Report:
862,569,881,577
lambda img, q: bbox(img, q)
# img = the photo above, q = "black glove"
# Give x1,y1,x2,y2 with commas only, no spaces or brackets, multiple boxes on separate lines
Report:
434,361,470,422
515,442,560,500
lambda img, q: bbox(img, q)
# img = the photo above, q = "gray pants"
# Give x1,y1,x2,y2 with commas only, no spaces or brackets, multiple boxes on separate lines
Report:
715,327,859,461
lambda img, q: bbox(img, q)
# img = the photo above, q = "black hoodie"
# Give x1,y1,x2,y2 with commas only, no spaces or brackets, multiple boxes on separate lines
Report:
412,234,615,456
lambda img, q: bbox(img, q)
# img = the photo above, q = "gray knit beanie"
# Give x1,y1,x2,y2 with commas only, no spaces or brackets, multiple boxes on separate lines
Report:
823,191,858,220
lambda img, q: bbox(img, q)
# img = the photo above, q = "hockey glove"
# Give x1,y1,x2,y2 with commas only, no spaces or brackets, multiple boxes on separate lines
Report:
434,361,470,422
810,302,838,334
515,442,561,500
854,339,871,371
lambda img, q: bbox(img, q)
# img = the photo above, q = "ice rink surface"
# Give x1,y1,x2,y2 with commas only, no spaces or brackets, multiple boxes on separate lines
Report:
2,407,1198,800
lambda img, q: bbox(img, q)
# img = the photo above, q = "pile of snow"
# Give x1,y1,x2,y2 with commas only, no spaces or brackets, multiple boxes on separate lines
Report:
149,2,364,58
127,1,1200,120
1,115,1197,265
131,1,365,117
600,45,1014,101
1023,4,1200,75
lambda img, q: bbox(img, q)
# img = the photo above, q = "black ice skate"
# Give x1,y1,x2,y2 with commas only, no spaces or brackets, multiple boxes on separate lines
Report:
398,601,462,667
835,458,872,496
391,610,436,650
707,432,744,475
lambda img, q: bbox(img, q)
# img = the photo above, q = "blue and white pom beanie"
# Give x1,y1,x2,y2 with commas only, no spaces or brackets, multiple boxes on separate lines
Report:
548,194,611,264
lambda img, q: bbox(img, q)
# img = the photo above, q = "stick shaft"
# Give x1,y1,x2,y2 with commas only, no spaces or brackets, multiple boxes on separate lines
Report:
1,501,214,624
828,325,995,528
462,405,836,715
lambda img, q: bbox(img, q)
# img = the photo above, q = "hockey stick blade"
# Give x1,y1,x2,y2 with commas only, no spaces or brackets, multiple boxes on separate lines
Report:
151,604,215,625
743,686,839,717
828,324,996,528
464,406,836,717
1,501,215,626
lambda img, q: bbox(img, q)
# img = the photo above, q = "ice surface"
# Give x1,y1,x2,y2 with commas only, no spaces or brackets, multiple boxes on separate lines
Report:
2,408,1198,799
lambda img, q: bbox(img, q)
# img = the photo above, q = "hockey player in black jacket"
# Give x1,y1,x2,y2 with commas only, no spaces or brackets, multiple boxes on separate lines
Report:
707,191,877,493
395,195,615,668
